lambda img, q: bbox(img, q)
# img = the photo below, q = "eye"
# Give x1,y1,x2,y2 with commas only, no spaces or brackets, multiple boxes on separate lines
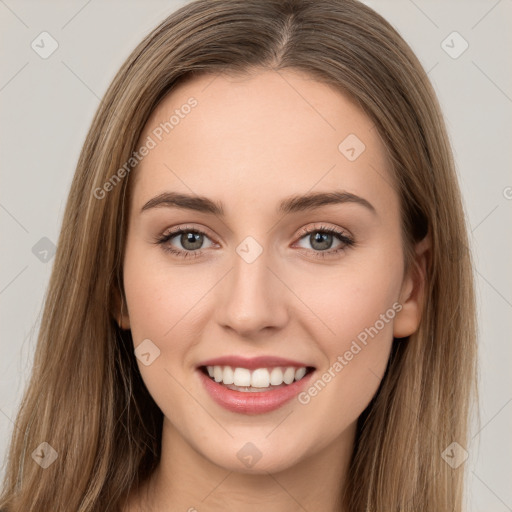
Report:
294,224,355,259
154,223,355,260
154,225,215,259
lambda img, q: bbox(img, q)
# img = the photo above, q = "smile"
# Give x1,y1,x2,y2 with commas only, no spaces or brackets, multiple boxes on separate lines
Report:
204,365,310,390
196,356,316,414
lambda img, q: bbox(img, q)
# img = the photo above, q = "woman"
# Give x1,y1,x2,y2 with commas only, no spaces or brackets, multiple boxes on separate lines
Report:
0,0,477,510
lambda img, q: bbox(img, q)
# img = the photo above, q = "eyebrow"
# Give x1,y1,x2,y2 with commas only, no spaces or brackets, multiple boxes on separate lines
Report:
140,190,376,216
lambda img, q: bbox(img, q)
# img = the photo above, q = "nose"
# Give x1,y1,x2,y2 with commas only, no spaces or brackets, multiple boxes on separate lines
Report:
215,245,290,338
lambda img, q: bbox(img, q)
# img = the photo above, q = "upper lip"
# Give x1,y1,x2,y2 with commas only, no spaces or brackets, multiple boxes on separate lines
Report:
197,355,314,370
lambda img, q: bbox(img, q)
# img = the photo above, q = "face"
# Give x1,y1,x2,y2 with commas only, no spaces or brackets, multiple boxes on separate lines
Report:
119,68,424,474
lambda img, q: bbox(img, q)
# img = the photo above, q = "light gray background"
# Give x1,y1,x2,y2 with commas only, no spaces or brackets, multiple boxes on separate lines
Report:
1,1,511,510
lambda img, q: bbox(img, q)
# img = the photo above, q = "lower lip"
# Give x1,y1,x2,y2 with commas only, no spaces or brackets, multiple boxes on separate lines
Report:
197,368,314,415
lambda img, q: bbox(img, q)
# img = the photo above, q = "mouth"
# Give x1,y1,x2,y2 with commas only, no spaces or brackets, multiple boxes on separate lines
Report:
199,364,315,391
196,358,316,414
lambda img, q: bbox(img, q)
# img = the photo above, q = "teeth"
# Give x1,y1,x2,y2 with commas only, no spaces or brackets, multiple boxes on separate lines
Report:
283,367,295,384
223,365,234,385
270,367,284,386
294,367,307,380
205,365,310,388
213,366,223,383
251,368,270,388
233,368,251,386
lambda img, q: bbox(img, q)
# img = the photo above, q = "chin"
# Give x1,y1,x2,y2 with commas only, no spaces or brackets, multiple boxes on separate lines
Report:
197,436,310,475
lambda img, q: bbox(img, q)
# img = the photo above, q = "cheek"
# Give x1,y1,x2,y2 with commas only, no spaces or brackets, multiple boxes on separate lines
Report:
122,243,209,420
122,239,208,346
288,248,402,416
290,248,403,350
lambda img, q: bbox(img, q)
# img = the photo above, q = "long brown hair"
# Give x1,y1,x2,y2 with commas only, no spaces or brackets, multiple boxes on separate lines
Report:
0,0,477,510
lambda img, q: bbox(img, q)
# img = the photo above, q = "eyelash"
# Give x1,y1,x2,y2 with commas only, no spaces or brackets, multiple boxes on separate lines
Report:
154,224,355,260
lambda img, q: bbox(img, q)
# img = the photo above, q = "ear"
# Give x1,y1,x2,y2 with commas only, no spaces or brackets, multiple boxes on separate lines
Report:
393,235,430,339
111,282,131,330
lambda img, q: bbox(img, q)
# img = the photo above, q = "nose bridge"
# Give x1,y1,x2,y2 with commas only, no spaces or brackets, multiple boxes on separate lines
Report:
215,236,288,335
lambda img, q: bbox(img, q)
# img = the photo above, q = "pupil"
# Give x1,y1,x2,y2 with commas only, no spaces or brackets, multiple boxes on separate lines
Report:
311,232,332,251
182,232,202,250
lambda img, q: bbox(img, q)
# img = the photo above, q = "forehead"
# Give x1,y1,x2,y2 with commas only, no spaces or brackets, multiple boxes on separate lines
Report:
131,69,397,218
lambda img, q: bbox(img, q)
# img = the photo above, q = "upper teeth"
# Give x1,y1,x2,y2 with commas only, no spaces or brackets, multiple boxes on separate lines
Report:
206,365,308,387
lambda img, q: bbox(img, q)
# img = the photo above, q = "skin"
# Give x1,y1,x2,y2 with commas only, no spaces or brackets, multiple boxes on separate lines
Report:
118,68,428,512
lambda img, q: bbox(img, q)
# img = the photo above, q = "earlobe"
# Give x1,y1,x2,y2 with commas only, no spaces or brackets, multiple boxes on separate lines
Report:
393,235,430,339
117,310,131,330
111,284,131,330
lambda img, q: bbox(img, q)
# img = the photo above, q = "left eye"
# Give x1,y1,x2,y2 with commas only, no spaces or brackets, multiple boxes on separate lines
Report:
296,229,346,252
